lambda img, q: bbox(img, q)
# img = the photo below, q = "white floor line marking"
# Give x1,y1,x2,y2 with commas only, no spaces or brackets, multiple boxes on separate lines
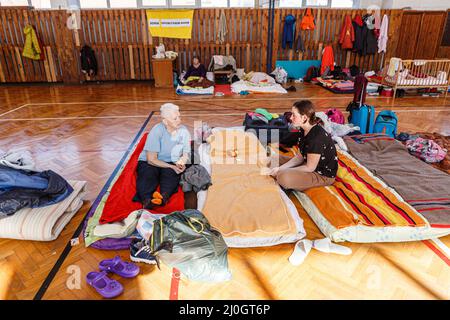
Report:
1,109,449,122
430,238,450,257
0,115,149,121
13,96,405,106
11,94,450,107
0,104,29,118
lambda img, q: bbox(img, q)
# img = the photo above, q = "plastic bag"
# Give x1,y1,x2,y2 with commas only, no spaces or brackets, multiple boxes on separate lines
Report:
149,209,232,282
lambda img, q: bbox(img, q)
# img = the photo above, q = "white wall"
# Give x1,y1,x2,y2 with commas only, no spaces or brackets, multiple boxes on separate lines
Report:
361,0,449,10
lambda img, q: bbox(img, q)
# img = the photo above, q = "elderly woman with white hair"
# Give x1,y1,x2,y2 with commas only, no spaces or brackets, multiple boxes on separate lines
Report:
134,103,191,209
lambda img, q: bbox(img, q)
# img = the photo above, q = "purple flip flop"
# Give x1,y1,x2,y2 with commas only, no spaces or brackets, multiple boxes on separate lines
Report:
86,271,123,299
99,255,140,278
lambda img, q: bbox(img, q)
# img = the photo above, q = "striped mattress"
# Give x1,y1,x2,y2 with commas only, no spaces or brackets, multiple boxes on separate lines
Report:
294,150,450,243
0,180,87,241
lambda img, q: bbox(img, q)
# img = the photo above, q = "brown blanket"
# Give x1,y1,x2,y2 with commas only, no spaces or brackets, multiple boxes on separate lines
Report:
202,130,299,238
185,78,214,88
345,135,450,228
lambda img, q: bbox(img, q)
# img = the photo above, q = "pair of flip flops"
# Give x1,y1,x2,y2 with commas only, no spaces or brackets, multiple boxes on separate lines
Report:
86,256,140,299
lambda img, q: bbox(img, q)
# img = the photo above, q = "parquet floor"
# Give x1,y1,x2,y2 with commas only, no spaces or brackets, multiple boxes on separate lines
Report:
0,82,449,300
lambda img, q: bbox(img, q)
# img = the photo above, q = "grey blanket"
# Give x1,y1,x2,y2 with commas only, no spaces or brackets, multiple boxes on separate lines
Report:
345,136,450,226
180,165,212,193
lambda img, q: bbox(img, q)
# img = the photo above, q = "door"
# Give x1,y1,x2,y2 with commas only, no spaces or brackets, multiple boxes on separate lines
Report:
396,12,423,59
396,11,447,59
415,12,447,59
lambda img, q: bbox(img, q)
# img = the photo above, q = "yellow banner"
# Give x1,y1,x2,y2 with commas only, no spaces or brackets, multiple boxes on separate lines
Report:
146,10,194,39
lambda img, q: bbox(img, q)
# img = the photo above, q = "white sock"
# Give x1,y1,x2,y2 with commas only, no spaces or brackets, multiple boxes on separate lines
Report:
289,239,313,266
312,238,352,255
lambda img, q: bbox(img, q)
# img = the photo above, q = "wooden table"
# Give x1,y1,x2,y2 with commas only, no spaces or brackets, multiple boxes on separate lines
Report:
152,57,176,88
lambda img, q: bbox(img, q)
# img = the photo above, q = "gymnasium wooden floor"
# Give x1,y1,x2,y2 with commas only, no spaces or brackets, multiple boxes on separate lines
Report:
0,82,449,300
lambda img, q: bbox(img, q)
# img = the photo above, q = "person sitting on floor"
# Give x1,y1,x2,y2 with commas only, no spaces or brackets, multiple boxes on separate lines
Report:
134,103,191,209
181,56,213,88
269,100,338,191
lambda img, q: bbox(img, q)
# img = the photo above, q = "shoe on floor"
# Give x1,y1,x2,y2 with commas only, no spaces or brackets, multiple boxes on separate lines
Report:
86,271,123,299
130,239,157,265
99,255,140,278
289,239,312,266
312,238,352,255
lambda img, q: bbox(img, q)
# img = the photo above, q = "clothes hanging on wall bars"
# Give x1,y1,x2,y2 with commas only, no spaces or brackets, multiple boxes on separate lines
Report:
300,8,315,30
339,15,355,50
295,31,305,52
22,25,44,60
352,14,364,55
217,10,228,44
321,46,335,75
362,14,378,55
378,14,389,53
282,14,296,49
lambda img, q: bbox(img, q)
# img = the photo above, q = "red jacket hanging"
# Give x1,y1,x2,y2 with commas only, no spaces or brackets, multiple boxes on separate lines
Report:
339,15,355,50
320,46,335,75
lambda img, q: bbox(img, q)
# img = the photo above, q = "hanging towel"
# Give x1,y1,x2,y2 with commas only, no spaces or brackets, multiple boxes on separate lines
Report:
22,25,44,60
218,10,228,44
378,14,389,53
320,46,334,75
282,14,296,49
339,15,355,50
295,31,305,52
300,8,315,30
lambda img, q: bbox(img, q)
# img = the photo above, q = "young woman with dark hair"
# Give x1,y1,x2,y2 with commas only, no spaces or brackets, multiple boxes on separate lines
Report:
269,100,338,191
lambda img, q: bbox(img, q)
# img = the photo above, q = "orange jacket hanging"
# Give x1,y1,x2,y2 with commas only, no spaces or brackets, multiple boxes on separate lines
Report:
320,46,335,75
300,8,315,30
339,15,355,50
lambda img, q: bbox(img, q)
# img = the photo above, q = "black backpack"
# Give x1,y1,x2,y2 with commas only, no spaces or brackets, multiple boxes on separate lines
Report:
303,66,320,82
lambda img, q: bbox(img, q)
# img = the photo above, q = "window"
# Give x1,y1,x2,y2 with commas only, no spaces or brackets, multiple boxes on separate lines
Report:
110,0,137,8
79,0,108,8
230,0,254,7
0,0,29,6
201,0,227,7
171,0,196,6
279,0,302,7
331,0,353,7
142,0,167,6
31,0,51,8
305,0,328,6
142,0,166,6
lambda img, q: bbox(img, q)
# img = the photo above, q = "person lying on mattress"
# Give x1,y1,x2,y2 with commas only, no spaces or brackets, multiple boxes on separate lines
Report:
181,56,213,88
269,100,338,191
134,103,191,209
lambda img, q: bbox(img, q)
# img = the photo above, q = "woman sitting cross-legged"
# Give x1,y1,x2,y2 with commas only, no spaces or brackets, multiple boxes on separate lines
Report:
269,100,338,191
134,103,191,209
181,56,213,88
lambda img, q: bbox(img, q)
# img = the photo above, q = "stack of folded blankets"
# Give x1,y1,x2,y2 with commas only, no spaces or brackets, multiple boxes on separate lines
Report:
248,108,280,124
